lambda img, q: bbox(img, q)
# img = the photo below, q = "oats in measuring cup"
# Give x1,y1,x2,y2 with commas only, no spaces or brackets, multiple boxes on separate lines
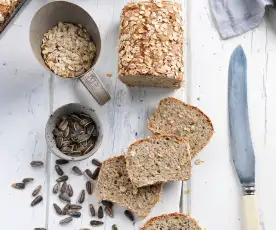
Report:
41,22,96,78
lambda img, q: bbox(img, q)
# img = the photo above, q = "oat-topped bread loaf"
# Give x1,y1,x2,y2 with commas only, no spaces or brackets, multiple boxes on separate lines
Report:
148,97,214,158
126,135,191,188
118,1,184,88
96,155,162,217
141,213,203,230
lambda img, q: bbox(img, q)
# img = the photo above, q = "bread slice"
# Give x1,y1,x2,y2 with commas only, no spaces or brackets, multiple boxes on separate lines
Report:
95,155,162,217
125,135,191,188
148,97,214,158
141,213,203,230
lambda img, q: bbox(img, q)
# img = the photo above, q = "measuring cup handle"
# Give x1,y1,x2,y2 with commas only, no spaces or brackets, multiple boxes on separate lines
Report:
79,70,111,106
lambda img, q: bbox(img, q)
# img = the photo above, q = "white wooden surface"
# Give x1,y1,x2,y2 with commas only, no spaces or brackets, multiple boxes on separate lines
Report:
1,0,276,229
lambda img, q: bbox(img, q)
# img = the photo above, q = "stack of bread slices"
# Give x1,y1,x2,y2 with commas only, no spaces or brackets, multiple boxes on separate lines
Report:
96,97,213,229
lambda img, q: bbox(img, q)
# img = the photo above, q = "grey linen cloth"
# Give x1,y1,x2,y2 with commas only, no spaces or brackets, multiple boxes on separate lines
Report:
210,0,274,39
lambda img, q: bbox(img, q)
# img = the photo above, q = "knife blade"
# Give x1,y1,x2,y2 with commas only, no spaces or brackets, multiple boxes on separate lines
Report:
228,45,260,230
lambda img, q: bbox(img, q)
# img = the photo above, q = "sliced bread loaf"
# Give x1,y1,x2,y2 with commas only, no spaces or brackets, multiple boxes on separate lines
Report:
95,155,162,217
141,213,203,230
125,135,191,188
148,97,214,158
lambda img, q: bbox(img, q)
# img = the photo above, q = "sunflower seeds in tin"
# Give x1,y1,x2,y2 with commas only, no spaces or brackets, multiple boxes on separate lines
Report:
59,216,73,225
68,211,81,218
124,210,134,222
53,183,59,194
55,165,64,176
72,166,82,175
56,175,68,182
112,224,118,230
31,195,43,206
86,181,92,195
101,200,113,208
60,182,67,194
22,178,34,184
84,169,93,180
30,161,43,167
98,206,104,219
78,190,85,204
56,159,69,165
67,184,73,197
104,206,113,218
90,220,104,226
32,185,42,196
69,204,82,210
53,203,62,215
12,183,25,189
89,204,96,217
62,202,71,215
91,158,102,167
91,167,100,180
59,193,71,203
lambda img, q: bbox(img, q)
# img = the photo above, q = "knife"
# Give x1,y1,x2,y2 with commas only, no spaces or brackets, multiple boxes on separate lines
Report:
228,45,260,230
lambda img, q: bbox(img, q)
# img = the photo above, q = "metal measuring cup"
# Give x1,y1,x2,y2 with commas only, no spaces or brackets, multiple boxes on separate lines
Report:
29,1,111,106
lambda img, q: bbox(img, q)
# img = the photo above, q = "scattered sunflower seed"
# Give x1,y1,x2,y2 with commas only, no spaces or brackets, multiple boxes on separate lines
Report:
91,167,100,180
89,204,96,217
84,169,93,180
72,166,82,175
112,224,118,230
78,190,85,204
56,159,69,165
62,202,71,215
69,204,82,210
22,178,34,184
68,211,81,218
12,183,25,190
67,184,73,197
90,220,104,227
55,165,64,176
30,161,44,167
59,193,71,203
32,185,42,196
56,175,69,182
60,182,67,194
59,216,73,225
86,181,92,195
104,206,113,218
98,206,104,219
101,200,113,208
53,203,62,215
53,183,59,194
31,195,43,206
124,210,134,222
91,158,102,167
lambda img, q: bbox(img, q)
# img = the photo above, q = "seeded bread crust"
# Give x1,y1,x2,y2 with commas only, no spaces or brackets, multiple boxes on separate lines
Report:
140,212,203,230
96,155,163,217
126,135,191,188
148,97,214,158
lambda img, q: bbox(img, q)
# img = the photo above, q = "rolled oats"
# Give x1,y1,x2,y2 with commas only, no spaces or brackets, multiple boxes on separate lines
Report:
41,22,96,78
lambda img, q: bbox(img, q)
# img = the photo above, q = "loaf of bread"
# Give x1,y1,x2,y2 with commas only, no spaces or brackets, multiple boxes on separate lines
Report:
148,97,214,158
125,135,191,188
141,213,203,230
118,1,184,88
95,155,163,217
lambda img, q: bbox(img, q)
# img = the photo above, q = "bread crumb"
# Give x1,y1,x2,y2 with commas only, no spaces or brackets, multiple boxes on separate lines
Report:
184,189,190,194
194,159,204,165
106,73,112,77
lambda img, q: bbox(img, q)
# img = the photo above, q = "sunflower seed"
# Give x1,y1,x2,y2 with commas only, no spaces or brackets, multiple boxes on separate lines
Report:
86,123,95,136
59,193,71,203
22,178,34,184
84,169,93,180
68,211,81,218
67,184,73,197
32,185,42,196
78,190,85,204
34,228,46,230
72,166,82,175
30,161,43,167
80,118,92,127
62,140,72,147
89,204,96,217
83,140,95,155
60,182,67,193
86,181,92,195
74,122,83,132
62,202,71,215
59,216,73,225
56,159,69,165
56,175,68,182
55,165,64,176
31,195,43,206
98,206,104,219
58,119,68,131
104,206,113,218
12,183,25,189
69,204,82,210
56,136,63,148
53,127,63,137
90,220,104,227
80,113,91,119
101,200,113,208
112,224,118,230
53,203,62,215
124,210,134,222
53,183,60,194
71,114,81,121
91,159,102,167
91,167,100,180
63,126,70,138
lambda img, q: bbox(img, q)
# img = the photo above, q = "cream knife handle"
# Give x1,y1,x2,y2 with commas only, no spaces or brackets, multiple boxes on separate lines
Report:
242,195,260,230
